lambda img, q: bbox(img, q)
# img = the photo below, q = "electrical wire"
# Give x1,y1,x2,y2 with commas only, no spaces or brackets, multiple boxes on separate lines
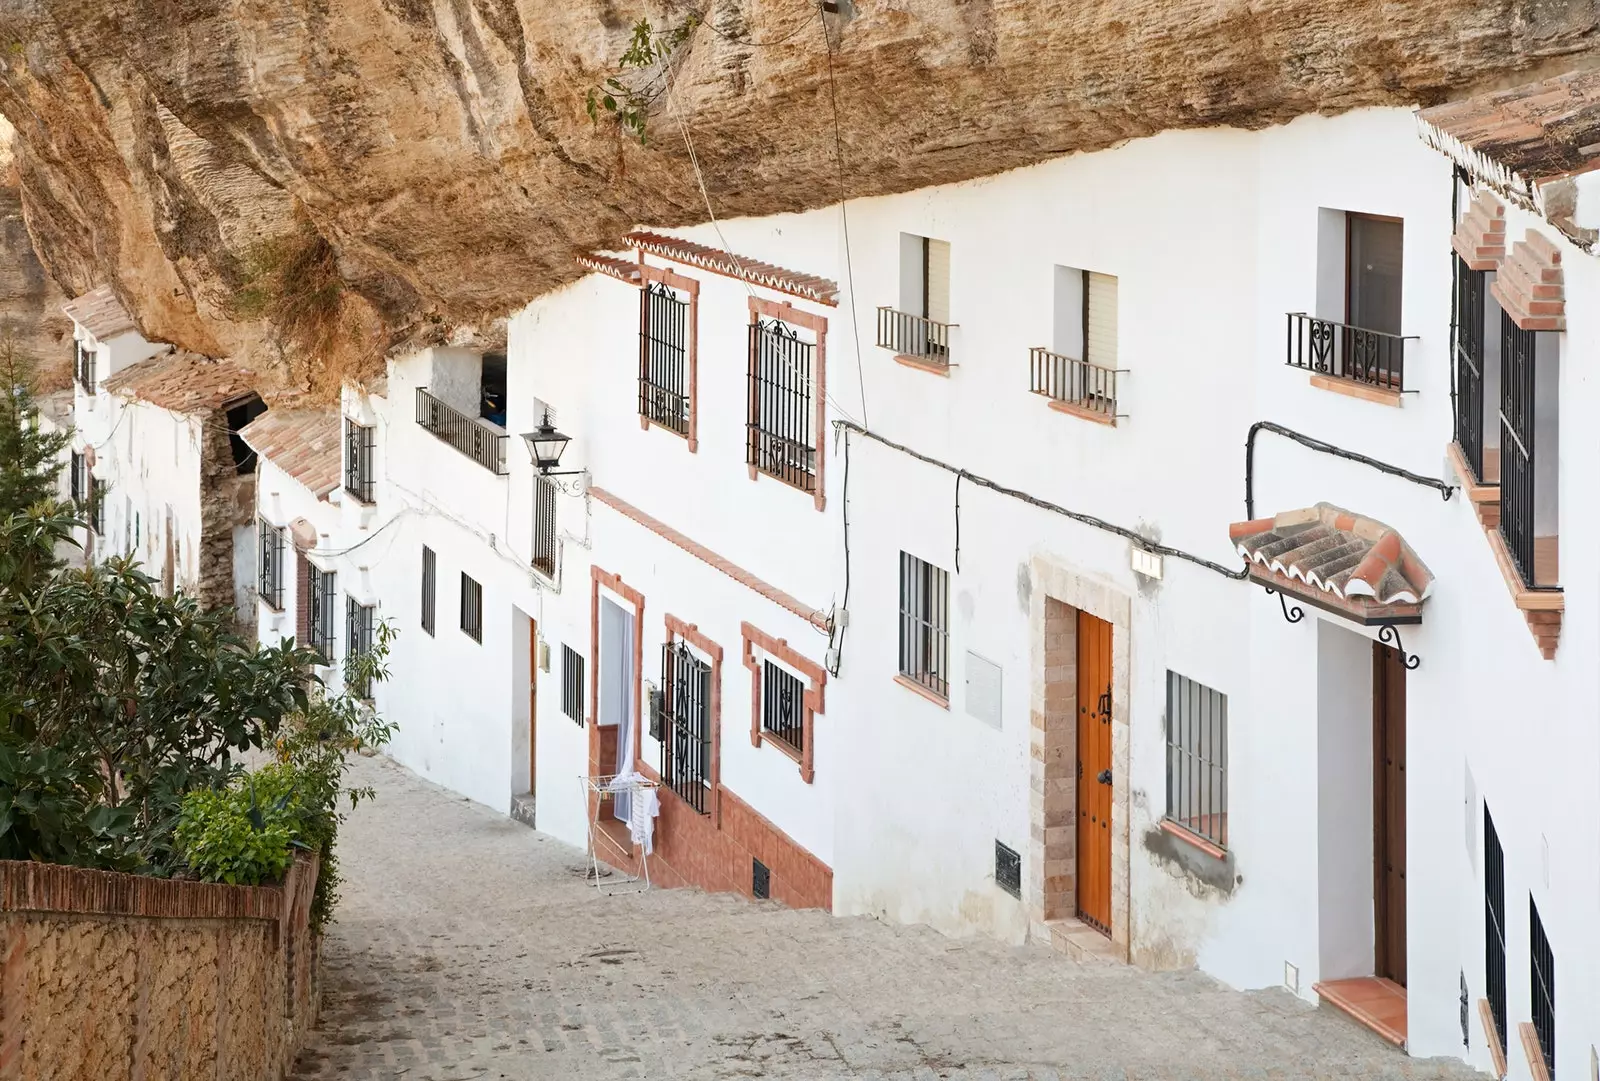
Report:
699,4,819,47
818,0,870,431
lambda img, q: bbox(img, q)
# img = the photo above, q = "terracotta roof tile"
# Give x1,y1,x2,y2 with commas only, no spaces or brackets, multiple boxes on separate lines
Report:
238,408,342,501
576,253,641,284
1230,503,1435,620
62,286,138,341
626,231,839,306
102,351,259,414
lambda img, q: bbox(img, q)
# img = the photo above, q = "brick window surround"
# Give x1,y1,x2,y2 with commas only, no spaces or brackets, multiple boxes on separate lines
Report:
741,622,827,784
587,564,646,743
657,615,724,819
746,295,827,513
638,261,701,452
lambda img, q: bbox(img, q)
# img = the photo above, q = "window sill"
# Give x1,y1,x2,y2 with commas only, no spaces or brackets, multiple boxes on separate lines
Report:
639,413,696,452
893,353,951,377
758,729,804,765
1518,1022,1552,1081
1308,373,1402,407
1045,396,1117,427
894,672,949,709
746,462,825,511
1477,1000,1506,1080
1158,818,1226,860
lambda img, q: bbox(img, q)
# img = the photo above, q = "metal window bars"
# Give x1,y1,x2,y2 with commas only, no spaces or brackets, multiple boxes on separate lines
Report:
345,597,375,698
761,660,805,753
562,644,585,724
1029,347,1125,423
1164,671,1228,849
897,552,949,699
876,306,953,364
343,418,376,503
747,317,817,491
69,451,84,505
639,281,690,435
532,474,558,578
657,639,711,815
415,387,509,475
459,572,483,643
1530,897,1555,1077
308,567,336,663
258,519,285,611
1454,258,1491,483
420,546,436,636
87,475,104,535
1285,313,1412,391
1498,311,1540,587
1484,807,1508,1059
74,341,95,392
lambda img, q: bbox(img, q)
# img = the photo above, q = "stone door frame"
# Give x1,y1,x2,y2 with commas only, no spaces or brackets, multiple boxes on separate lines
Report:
1027,556,1132,961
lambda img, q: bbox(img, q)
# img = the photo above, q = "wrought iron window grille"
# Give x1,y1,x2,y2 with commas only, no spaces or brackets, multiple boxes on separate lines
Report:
459,573,483,643
258,520,285,611
761,660,805,754
532,474,558,579
416,387,510,475
1484,808,1508,1061
420,546,436,636
561,644,585,725
307,566,337,664
747,317,817,492
1453,258,1492,484
1285,313,1416,392
751,858,771,900
1530,897,1555,1078
1165,671,1228,850
639,281,690,436
1496,312,1558,591
994,840,1022,899
897,552,950,699
876,306,954,364
345,597,375,698
343,418,376,503
658,639,712,815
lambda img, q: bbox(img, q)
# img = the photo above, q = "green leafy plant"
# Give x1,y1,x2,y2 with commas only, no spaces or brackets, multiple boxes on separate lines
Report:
585,14,702,144
174,772,299,886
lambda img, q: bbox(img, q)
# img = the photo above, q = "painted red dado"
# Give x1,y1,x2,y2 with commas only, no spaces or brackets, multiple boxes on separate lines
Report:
593,614,832,911
742,621,826,785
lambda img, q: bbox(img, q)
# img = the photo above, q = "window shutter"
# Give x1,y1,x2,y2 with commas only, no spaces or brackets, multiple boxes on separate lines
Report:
925,239,952,325
1086,272,1118,367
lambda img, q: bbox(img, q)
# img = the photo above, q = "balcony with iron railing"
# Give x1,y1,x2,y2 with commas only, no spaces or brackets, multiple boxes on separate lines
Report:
877,307,955,371
415,387,509,475
1029,347,1125,425
1286,313,1415,401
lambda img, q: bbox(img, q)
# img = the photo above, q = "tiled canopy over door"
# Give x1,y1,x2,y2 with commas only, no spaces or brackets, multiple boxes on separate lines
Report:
1086,272,1118,367
924,239,951,325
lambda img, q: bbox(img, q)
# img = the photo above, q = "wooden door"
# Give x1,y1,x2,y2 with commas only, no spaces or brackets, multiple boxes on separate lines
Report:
528,620,538,796
1076,611,1114,935
1373,641,1407,986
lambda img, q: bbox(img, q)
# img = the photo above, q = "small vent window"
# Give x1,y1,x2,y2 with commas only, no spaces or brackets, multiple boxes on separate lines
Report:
420,546,436,636
752,858,770,900
561,644,585,725
995,840,1021,899
460,572,483,643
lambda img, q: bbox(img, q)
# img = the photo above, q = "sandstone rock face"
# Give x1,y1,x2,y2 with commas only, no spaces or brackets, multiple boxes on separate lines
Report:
0,118,72,389
0,0,1595,391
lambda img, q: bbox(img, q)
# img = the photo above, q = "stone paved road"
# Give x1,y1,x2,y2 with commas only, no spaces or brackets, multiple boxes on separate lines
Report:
291,756,1485,1081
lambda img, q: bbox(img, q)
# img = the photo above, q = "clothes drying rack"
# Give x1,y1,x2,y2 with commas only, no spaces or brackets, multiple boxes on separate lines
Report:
580,773,658,895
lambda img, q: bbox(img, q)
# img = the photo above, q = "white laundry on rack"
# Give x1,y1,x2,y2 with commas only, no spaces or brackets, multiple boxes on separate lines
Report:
609,772,660,855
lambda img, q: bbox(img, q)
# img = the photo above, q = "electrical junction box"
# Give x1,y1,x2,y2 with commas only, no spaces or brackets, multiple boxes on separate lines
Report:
1131,547,1164,580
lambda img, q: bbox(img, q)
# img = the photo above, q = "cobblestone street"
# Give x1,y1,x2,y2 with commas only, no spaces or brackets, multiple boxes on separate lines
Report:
291,756,1485,1081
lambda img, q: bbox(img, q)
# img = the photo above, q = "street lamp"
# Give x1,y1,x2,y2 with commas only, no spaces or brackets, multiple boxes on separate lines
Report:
521,411,580,476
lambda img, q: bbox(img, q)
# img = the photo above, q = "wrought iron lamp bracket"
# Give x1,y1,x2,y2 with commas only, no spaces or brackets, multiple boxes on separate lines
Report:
1263,586,1305,624
1378,624,1421,669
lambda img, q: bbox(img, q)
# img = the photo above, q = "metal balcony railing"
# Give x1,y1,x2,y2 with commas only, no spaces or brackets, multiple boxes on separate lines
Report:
1029,347,1124,423
415,387,508,475
1286,313,1413,392
877,307,954,364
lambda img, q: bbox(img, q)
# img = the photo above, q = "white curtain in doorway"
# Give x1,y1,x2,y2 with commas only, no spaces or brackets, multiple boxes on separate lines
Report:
599,598,636,822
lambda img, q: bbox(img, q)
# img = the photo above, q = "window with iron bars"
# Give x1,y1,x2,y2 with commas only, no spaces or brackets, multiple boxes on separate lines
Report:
897,552,949,699
1484,807,1507,1060
1165,671,1228,849
561,644,585,725
1530,896,1555,1078
761,659,805,754
87,474,104,535
345,596,375,698
460,573,483,643
747,317,816,492
74,341,95,393
307,566,337,664
532,474,558,579
1453,256,1491,484
344,418,376,503
639,281,690,436
420,546,436,636
69,451,84,506
657,639,711,814
258,519,285,611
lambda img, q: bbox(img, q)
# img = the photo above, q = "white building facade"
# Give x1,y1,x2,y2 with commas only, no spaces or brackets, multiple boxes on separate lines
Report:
232,76,1600,1080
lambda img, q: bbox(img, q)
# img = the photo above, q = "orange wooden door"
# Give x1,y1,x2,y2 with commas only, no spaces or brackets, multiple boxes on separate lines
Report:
1076,610,1113,935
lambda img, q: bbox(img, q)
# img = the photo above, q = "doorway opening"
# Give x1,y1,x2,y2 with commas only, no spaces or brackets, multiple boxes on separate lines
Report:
510,611,537,828
1314,622,1408,1047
